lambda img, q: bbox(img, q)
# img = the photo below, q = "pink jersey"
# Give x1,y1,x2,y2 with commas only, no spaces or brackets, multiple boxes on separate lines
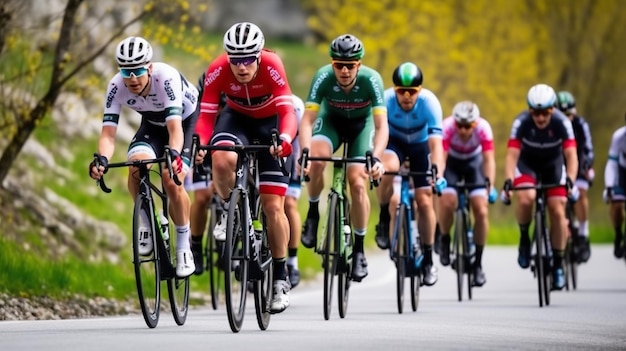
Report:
442,116,494,159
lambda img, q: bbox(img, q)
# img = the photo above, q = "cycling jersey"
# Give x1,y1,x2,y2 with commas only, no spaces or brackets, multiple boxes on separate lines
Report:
604,126,626,188
307,64,386,157
196,50,297,145
385,87,443,144
569,114,594,168
442,116,494,160
103,62,198,127
508,109,576,164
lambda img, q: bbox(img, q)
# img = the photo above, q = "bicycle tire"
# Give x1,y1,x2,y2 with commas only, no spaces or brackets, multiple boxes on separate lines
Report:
410,274,420,312
542,227,551,306
253,201,272,330
132,195,160,328
167,214,190,326
465,214,473,301
338,196,350,319
534,210,545,308
564,236,572,291
570,244,578,290
224,188,249,332
323,193,339,320
394,203,408,314
205,201,220,310
454,208,464,302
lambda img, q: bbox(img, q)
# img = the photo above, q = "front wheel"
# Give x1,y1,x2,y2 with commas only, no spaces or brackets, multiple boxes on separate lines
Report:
323,193,339,320
224,189,249,332
394,203,408,314
206,201,221,310
167,216,189,326
132,195,160,328
254,204,272,330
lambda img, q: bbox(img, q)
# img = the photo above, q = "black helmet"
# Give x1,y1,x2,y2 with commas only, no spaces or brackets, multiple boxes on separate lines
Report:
329,34,364,60
392,62,423,87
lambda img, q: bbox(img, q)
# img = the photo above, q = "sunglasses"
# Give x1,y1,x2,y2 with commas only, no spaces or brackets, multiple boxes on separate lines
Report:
332,61,358,70
531,108,552,117
394,87,420,96
229,56,257,66
119,66,149,79
455,122,476,130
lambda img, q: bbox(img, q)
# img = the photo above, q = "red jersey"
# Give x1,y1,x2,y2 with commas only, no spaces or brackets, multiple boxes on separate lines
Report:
196,50,297,145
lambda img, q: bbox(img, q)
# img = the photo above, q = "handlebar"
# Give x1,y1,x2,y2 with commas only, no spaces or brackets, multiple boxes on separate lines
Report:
93,145,181,193
298,147,380,189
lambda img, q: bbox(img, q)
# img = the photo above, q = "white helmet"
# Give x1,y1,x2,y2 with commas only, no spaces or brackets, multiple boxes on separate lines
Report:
452,101,480,124
526,83,556,109
115,36,153,68
292,95,305,123
223,22,265,57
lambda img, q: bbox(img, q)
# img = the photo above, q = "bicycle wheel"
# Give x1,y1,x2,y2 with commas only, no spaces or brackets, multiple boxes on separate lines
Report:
410,273,420,312
564,236,572,291
534,211,545,308
224,189,249,332
454,209,465,302
132,195,160,328
167,217,190,326
253,203,272,330
323,193,339,320
205,201,220,310
394,203,408,314
465,217,473,301
338,196,350,319
542,227,551,306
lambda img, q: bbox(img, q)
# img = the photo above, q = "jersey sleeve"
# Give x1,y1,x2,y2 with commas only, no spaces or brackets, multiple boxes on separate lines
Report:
507,115,523,149
264,53,297,143
196,57,227,145
305,66,332,112
368,70,387,116
441,117,454,151
580,118,594,166
478,119,495,151
159,66,185,122
426,93,443,137
102,76,123,128
560,116,577,150
605,128,623,187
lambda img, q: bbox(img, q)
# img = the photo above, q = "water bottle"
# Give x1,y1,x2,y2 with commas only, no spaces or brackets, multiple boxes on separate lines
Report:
468,229,476,262
411,219,422,268
343,220,351,245
252,219,263,261
410,219,418,238
159,210,169,241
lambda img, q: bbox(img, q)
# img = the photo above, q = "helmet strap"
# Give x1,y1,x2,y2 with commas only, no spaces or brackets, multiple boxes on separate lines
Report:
137,74,151,97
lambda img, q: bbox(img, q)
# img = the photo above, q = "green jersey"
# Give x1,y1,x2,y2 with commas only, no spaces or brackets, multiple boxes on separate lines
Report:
305,64,387,119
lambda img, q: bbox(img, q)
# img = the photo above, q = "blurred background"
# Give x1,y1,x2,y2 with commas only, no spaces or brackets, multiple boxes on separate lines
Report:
1,0,625,304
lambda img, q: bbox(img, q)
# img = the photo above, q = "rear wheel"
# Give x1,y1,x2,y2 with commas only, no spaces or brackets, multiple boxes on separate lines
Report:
254,202,272,330
167,215,189,326
394,203,408,314
323,193,339,320
542,227,551,306
338,197,351,319
410,274,420,312
132,195,160,328
224,189,249,332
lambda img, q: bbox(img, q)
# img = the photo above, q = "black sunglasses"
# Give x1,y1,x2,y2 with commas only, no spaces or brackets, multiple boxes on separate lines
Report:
332,61,357,70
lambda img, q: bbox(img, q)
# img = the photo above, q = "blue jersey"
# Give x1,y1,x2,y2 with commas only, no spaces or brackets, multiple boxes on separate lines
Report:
384,87,443,144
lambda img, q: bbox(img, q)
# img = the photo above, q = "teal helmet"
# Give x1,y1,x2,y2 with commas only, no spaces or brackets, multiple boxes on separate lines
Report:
392,62,423,87
556,91,576,112
329,34,364,60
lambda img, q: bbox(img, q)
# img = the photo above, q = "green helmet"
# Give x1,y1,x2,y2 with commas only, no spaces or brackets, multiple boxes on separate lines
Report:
392,62,423,87
556,91,576,112
329,34,364,60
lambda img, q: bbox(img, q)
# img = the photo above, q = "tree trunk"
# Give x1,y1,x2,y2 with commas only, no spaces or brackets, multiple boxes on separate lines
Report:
0,0,82,186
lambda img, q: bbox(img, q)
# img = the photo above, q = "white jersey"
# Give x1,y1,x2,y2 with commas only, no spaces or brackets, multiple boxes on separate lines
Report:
102,62,198,127
604,126,626,187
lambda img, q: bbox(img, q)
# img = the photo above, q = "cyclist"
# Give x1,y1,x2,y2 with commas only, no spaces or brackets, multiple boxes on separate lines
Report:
602,113,626,259
88,36,197,277
196,22,297,313
556,91,594,262
437,101,497,287
188,73,226,276
284,95,305,288
299,34,388,282
500,83,579,291
374,62,446,286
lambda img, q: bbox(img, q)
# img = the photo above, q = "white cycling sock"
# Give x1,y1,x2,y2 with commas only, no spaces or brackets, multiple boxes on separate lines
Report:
175,224,191,250
579,221,589,237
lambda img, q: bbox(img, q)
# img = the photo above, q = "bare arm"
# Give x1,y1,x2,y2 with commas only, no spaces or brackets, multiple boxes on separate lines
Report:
97,125,117,160
482,149,496,186
504,147,520,182
298,109,317,154
563,147,579,182
372,112,389,159
428,136,444,178
166,118,184,153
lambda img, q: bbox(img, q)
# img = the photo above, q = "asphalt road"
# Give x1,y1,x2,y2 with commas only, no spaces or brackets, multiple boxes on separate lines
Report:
1,245,625,351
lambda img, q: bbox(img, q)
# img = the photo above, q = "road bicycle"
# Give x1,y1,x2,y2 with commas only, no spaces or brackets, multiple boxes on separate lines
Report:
564,198,578,291
93,148,189,328
197,131,285,332
383,158,437,313
449,178,490,302
503,180,566,308
299,145,377,320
